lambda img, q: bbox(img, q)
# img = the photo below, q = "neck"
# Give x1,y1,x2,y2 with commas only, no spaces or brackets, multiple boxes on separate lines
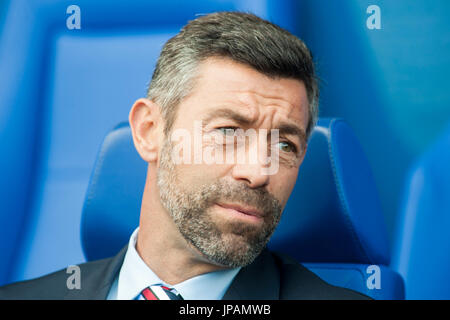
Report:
135,172,227,285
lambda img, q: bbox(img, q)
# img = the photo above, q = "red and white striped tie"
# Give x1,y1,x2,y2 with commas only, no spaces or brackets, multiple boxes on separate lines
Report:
139,285,183,300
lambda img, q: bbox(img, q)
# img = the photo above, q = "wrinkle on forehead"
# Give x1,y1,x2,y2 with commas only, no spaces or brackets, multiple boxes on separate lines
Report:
191,57,309,128
223,89,303,123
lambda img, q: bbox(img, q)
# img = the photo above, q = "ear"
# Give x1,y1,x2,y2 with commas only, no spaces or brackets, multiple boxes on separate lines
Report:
129,98,163,163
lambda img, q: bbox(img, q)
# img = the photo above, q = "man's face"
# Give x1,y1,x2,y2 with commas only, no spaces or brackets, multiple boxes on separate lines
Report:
157,57,309,268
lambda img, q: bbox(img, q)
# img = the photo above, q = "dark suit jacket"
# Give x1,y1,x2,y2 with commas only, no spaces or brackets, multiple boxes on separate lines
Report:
0,247,370,300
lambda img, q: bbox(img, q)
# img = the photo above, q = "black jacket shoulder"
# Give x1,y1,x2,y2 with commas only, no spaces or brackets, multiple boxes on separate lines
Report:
0,267,78,300
0,247,371,300
0,247,126,300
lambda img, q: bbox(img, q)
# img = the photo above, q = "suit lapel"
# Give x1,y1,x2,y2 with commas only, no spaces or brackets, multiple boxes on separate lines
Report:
64,246,128,299
222,249,280,300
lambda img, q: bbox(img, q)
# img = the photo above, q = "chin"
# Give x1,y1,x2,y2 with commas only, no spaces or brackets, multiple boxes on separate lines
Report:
211,234,264,267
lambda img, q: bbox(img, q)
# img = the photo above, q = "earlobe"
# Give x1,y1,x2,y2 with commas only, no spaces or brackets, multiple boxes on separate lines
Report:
129,98,162,163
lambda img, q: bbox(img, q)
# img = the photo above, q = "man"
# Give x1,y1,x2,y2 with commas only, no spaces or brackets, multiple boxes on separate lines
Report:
0,12,369,300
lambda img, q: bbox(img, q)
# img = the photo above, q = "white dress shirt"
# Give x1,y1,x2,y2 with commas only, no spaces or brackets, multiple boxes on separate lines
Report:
106,228,241,300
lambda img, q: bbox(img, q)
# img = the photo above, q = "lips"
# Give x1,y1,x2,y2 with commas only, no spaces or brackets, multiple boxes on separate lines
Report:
216,202,264,218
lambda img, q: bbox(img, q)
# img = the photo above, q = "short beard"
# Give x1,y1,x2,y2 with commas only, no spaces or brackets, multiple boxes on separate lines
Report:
157,138,282,268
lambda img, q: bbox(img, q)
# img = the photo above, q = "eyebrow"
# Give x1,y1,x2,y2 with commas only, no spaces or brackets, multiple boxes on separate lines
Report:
202,108,253,126
202,107,307,147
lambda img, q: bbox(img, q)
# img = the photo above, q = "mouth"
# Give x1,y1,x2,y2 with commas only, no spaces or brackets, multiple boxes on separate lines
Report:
215,202,264,222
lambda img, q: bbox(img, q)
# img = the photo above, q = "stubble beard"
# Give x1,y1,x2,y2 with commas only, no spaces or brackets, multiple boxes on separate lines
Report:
156,138,283,268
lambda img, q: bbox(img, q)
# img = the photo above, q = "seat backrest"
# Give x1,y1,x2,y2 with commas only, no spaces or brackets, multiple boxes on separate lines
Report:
81,118,404,299
82,122,145,261
267,118,403,299
392,122,450,299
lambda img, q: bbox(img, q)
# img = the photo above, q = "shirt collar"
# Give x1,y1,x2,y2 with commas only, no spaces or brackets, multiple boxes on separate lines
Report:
116,227,241,300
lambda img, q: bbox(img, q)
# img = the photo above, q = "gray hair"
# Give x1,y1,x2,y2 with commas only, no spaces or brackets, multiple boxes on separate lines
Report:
147,11,319,139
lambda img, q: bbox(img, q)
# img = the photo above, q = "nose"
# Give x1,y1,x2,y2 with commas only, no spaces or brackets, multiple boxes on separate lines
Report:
230,137,271,188
231,162,270,188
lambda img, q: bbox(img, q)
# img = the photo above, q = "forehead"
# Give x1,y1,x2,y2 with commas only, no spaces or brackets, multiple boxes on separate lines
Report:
184,57,309,126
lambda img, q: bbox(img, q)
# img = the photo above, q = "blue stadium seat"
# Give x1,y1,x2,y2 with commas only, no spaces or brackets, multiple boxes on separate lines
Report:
0,0,299,286
267,118,404,300
82,118,405,299
392,122,450,299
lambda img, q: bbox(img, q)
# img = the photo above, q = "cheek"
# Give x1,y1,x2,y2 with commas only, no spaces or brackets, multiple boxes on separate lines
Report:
176,162,230,186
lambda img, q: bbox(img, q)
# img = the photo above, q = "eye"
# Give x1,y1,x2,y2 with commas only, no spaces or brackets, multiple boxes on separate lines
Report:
216,126,238,136
278,141,297,153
